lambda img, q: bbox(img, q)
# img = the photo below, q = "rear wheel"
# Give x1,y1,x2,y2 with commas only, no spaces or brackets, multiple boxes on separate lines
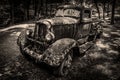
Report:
96,24,103,39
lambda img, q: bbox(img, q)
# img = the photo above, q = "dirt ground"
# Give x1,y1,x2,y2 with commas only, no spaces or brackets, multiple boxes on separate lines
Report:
0,23,120,80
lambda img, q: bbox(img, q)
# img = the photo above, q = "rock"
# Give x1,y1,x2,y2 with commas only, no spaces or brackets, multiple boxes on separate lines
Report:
0,73,3,76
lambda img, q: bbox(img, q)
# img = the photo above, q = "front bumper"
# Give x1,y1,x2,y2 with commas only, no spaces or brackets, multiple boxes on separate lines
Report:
23,46,44,62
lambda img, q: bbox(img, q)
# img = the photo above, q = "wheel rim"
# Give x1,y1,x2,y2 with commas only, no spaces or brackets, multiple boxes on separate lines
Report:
59,50,73,76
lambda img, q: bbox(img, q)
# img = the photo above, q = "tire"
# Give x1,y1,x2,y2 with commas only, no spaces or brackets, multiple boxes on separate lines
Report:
87,35,95,41
57,49,73,76
17,30,34,62
96,25,103,39
96,31,103,39
17,30,28,54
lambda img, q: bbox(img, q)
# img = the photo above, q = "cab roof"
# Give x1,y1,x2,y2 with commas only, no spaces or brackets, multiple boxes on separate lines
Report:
58,4,91,10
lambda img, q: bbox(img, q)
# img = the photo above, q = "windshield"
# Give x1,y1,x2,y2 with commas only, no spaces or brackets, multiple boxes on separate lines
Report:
55,8,80,18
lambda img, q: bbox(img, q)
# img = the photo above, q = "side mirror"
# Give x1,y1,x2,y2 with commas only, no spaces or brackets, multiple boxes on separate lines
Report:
101,19,105,23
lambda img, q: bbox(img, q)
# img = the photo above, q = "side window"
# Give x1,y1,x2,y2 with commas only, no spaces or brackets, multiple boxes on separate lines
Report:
83,10,91,18
55,9,64,17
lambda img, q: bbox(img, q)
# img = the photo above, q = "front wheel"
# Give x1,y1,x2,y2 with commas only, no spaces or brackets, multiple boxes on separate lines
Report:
57,49,73,76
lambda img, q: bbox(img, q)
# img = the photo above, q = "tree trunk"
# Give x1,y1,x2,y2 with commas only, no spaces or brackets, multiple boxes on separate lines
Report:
24,6,29,20
27,6,29,20
34,0,38,17
24,0,31,20
45,0,48,17
95,3,101,19
94,0,101,19
111,0,116,24
9,0,14,24
37,0,41,14
107,3,109,17
82,0,86,6
103,3,106,20
39,0,43,16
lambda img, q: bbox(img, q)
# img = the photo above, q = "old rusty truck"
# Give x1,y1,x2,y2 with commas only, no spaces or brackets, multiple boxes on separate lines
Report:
17,4,103,76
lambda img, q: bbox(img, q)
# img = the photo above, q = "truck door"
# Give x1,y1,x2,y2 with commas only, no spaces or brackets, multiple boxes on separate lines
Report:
81,9,92,37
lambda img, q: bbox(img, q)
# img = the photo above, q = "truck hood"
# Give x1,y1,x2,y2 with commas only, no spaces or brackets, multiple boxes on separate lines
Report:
37,17,79,25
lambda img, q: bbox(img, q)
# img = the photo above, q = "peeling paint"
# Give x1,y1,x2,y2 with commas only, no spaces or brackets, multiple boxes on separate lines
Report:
38,17,79,25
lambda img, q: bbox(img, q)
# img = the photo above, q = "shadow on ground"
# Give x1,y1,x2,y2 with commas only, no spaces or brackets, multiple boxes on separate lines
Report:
0,24,120,80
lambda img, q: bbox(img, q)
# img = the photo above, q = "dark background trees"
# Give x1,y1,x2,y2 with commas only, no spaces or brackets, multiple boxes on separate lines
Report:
0,0,119,26
111,0,116,24
93,0,118,24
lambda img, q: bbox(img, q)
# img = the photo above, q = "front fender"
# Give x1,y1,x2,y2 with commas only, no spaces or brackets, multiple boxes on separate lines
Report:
42,38,77,66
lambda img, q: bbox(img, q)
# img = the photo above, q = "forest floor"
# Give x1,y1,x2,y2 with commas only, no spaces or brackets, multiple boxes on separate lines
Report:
0,22,120,80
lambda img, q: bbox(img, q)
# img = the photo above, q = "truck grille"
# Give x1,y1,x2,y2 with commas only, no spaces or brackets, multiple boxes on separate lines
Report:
34,23,47,41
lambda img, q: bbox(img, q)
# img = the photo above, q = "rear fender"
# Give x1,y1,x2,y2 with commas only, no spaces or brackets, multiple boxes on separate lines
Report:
42,38,77,66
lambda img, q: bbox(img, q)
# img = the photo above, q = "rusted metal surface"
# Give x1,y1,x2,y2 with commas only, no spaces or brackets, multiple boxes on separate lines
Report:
41,38,77,66
37,17,79,25
17,4,103,71
23,46,43,61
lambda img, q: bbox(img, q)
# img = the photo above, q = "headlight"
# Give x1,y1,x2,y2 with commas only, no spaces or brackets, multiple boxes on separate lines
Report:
26,29,32,36
26,30,30,35
45,32,55,41
92,23,96,25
